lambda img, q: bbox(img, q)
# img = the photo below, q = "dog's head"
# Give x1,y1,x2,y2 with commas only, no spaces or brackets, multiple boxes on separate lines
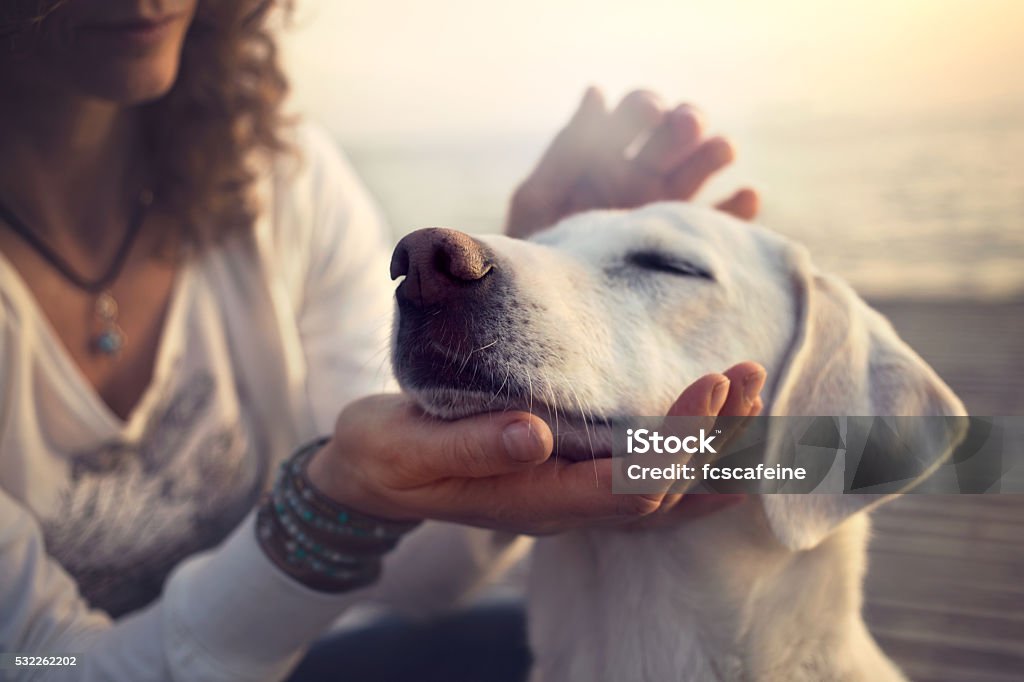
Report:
390,201,965,549
390,202,964,453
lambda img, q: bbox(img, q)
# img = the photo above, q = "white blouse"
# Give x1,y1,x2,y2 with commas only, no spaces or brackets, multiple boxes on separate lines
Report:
0,124,519,681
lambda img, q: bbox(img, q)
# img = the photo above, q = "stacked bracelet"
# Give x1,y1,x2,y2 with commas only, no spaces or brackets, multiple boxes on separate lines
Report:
256,437,420,593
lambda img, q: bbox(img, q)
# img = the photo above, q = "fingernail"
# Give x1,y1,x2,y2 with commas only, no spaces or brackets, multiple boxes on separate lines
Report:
670,104,698,125
503,421,547,462
710,379,730,413
709,136,736,163
674,101,704,118
743,369,766,406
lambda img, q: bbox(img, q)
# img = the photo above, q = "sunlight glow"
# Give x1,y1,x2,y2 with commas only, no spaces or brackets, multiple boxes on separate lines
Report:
283,0,1024,137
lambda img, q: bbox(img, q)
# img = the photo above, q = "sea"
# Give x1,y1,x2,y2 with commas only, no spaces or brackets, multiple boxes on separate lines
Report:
339,107,1024,301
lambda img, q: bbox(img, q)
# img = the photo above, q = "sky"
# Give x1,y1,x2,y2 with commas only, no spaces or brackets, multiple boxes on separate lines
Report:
281,0,1024,140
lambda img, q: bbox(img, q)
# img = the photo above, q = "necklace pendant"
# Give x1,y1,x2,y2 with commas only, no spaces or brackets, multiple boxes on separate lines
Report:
92,291,125,357
94,327,125,356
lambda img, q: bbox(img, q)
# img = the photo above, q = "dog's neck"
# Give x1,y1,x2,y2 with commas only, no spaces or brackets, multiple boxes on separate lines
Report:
526,499,902,682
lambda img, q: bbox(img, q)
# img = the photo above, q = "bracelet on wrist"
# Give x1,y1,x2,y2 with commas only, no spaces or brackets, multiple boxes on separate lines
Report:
256,437,420,593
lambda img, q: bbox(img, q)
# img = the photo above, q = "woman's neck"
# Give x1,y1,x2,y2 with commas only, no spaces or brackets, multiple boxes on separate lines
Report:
0,88,143,257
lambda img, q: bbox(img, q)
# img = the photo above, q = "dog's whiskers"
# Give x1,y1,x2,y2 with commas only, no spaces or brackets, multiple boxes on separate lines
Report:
456,337,498,376
564,377,600,484
489,362,512,408
525,368,535,439
546,382,561,462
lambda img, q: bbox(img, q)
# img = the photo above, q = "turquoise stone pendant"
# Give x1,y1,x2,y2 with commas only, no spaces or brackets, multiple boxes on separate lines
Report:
92,291,125,356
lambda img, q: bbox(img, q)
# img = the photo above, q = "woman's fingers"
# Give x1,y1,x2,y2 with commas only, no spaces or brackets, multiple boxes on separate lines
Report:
719,362,767,417
506,87,606,238
644,374,730,501
315,364,768,535
666,135,736,200
332,395,555,489
667,372,730,417
568,90,666,213
663,366,763,445
508,88,758,238
715,187,760,221
397,409,555,482
520,87,607,200
709,362,766,452
632,104,704,175
428,456,662,532
628,363,765,527
319,394,658,532
603,90,664,160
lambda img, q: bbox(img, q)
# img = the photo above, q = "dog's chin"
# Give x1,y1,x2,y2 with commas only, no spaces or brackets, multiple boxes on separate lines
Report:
404,384,616,461
406,385,513,420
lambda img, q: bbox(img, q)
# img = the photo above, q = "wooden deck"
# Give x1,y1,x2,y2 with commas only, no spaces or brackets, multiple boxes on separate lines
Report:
864,298,1024,681
871,298,1024,416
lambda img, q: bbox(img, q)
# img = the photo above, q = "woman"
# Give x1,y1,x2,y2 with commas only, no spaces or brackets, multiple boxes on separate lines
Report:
0,1,766,680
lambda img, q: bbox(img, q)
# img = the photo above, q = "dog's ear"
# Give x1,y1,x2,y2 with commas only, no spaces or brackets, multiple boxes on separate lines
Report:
761,245,966,551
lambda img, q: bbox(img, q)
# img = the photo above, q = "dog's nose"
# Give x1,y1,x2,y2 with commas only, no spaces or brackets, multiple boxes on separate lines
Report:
391,228,494,307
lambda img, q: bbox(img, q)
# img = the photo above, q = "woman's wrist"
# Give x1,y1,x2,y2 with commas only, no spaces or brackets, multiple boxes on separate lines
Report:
305,435,422,522
256,437,420,593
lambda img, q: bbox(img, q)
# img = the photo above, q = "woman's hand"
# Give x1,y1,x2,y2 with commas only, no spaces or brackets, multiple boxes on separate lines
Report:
305,362,766,536
616,361,765,531
506,87,760,239
306,395,641,535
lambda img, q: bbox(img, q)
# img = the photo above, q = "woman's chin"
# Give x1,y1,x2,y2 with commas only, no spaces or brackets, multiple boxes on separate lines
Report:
71,61,182,105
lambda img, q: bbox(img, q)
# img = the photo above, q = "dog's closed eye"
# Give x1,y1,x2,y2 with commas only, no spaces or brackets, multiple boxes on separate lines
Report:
626,251,714,281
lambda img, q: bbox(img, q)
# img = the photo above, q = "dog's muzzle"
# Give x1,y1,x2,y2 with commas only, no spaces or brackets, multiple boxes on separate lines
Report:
390,227,512,396
390,227,496,309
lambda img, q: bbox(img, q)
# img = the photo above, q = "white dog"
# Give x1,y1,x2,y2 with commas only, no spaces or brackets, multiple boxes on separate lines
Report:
389,202,965,682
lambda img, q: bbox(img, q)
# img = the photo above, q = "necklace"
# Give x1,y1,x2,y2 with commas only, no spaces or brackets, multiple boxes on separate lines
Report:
0,189,154,357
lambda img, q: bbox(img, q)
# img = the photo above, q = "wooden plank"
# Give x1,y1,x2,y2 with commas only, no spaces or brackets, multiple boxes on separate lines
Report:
864,602,1024,642
896,662,1024,682
864,493,1024,677
871,626,1024,670
869,298,1024,415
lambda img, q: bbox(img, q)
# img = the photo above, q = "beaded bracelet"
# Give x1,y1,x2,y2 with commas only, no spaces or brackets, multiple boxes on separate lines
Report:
256,437,420,593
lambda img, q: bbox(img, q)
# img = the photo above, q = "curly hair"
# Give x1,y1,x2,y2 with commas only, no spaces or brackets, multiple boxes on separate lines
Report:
1,0,294,253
